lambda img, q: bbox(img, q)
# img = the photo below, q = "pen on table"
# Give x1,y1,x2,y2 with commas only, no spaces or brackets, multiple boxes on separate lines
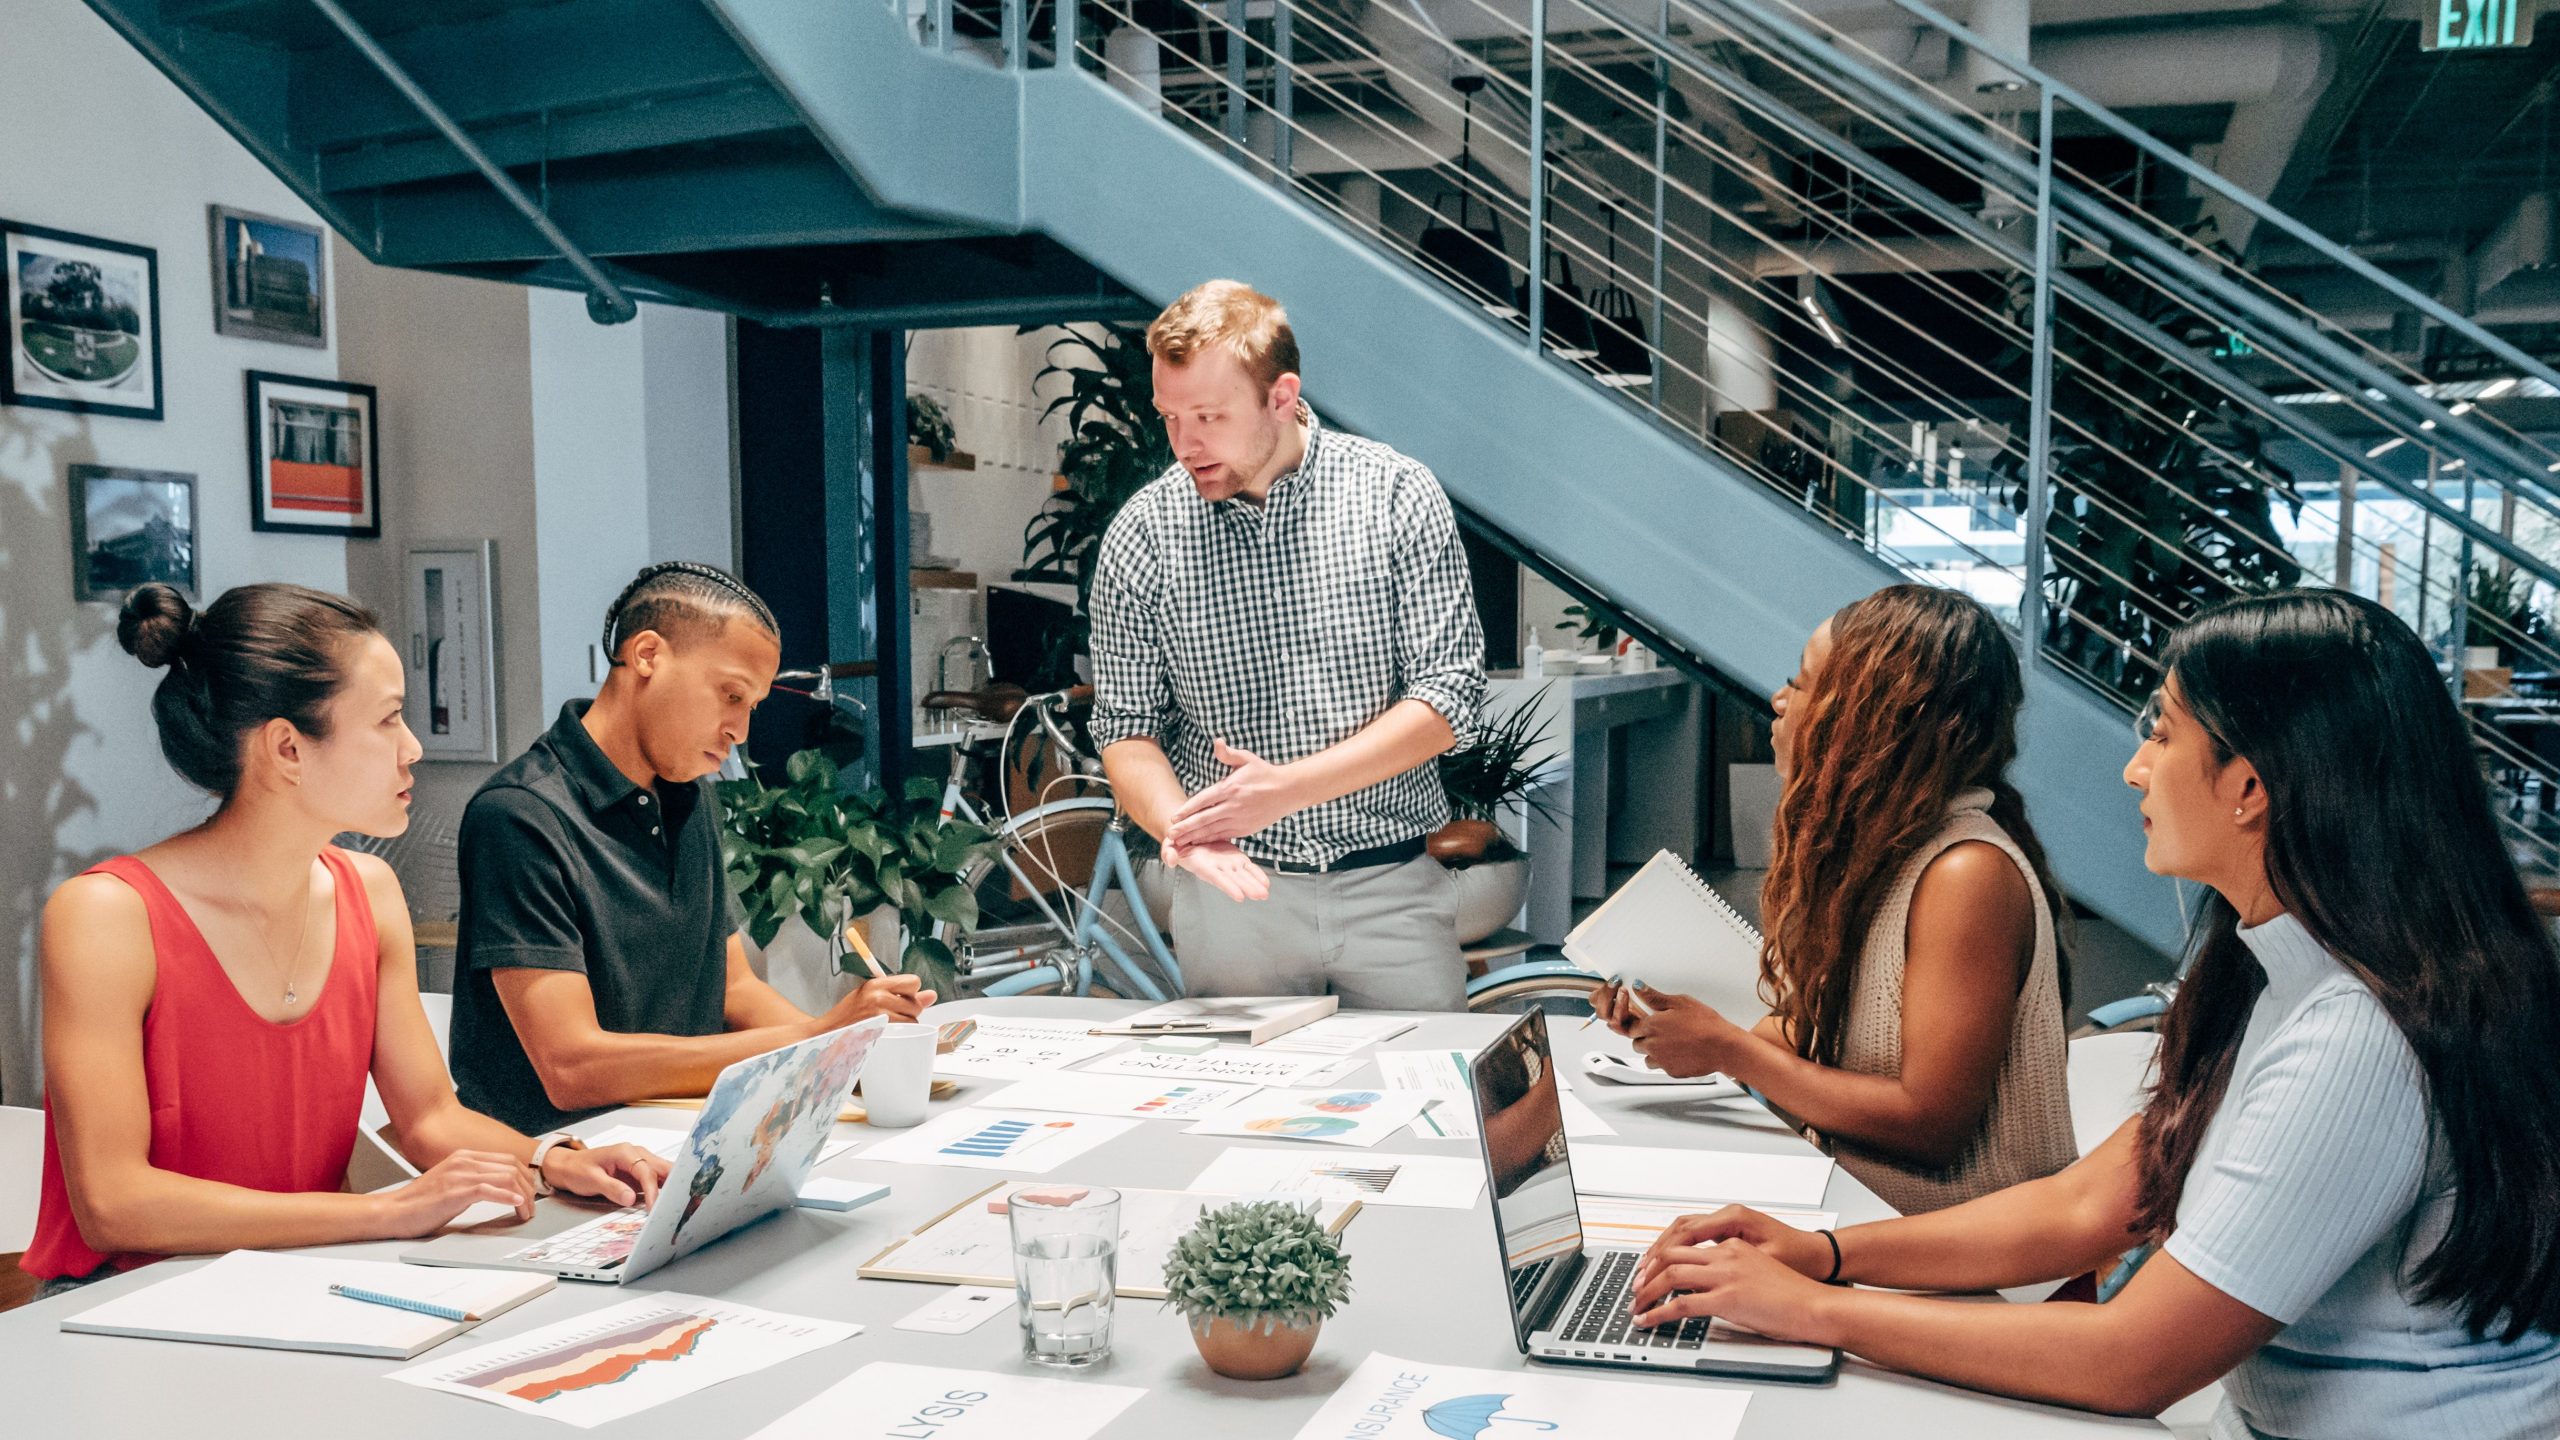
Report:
330,1284,479,1323
1126,1020,1211,1031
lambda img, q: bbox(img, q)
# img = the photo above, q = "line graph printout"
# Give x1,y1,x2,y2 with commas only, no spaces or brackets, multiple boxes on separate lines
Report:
386,1294,858,1428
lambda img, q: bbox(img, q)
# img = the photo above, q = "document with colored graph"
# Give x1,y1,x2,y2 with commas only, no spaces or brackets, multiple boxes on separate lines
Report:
386,1293,857,1428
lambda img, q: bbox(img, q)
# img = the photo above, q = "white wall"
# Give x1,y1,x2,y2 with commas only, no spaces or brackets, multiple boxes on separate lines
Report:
905,324,1075,587
0,0,737,1099
0,0,358,1102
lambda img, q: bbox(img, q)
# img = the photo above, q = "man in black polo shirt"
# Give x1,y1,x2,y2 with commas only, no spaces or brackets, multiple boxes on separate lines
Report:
449,562,931,1135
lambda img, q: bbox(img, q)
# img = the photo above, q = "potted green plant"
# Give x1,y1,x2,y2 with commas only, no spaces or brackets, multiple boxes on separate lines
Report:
907,392,959,463
717,750,1000,1006
1432,691,1557,944
2464,565,2545,668
1162,1200,1351,1380
1018,323,1173,681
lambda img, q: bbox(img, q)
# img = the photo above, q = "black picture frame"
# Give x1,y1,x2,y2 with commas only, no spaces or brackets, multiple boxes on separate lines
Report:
69,464,197,604
208,204,328,348
246,369,381,538
2,218,164,422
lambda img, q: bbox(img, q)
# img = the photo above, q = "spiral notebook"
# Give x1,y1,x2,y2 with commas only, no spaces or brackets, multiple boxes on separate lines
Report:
1563,849,1769,1022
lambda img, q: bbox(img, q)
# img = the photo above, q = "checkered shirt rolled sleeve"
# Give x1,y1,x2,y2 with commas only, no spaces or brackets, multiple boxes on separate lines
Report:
1087,508,1171,753
1390,461,1487,740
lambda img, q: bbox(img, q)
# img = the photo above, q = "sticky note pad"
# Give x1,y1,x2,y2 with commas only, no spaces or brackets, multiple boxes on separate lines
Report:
797,1179,892,1212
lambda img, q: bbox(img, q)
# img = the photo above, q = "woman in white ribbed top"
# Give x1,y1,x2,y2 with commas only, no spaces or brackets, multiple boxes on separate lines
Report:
1620,590,2560,1435
1595,585,2077,1214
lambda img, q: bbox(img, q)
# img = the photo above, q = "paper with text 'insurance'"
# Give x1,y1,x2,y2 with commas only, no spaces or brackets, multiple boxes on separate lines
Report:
387,1294,857,1429
747,1362,1144,1440
1292,1351,1747,1440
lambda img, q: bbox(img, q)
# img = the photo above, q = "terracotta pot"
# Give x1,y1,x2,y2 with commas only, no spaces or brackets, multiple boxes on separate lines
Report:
1189,1314,1321,1380
1428,818,1501,862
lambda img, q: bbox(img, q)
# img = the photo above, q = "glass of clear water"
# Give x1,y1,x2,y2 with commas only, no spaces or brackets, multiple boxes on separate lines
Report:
1007,1185,1119,1367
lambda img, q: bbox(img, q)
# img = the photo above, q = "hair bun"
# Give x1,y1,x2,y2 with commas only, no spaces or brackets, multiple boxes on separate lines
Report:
118,582,196,669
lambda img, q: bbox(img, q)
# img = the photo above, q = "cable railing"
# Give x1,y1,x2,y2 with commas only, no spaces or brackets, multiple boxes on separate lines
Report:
893,0,2560,874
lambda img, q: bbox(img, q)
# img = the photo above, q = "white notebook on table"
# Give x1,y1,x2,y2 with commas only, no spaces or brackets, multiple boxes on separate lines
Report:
60,1250,553,1359
1563,849,1769,1024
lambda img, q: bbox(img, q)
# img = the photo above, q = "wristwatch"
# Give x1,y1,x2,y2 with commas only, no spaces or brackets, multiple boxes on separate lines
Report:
529,1132,585,1196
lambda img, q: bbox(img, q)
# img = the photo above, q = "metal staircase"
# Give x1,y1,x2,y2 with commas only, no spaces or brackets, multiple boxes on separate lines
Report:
82,0,2560,952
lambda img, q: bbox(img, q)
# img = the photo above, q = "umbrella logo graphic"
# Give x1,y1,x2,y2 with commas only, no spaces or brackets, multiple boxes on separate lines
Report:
1422,1394,1560,1438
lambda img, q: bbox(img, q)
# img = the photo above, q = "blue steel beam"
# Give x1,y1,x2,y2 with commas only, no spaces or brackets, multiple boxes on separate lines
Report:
317,85,804,193
289,0,765,155
358,146,983,266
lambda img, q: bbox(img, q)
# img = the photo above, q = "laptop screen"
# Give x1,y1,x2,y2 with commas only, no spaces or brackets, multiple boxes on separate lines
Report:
1469,1012,1585,1347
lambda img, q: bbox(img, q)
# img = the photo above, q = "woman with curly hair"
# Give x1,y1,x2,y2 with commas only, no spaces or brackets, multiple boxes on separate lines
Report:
1596,583,2076,1213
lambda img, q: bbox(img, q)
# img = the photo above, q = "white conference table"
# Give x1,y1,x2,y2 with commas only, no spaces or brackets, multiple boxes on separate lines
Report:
0,997,2158,1437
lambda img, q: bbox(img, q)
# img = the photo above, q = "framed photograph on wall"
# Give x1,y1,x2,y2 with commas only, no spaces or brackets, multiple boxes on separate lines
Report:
405,541,502,762
68,464,196,604
208,204,327,347
246,370,379,536
2,219,163,420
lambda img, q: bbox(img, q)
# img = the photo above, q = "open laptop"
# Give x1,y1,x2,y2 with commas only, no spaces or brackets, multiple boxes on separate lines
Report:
1464,1011,1838,1382
404,1017,885,1283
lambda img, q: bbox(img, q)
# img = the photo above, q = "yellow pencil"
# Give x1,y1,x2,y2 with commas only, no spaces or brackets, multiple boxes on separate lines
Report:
844,921,891,981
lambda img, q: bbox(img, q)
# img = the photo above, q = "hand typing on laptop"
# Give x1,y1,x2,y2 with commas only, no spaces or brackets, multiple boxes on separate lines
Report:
1627,1205,1841,1345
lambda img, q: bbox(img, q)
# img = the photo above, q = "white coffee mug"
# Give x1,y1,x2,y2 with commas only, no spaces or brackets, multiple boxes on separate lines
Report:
863,1022,938,1128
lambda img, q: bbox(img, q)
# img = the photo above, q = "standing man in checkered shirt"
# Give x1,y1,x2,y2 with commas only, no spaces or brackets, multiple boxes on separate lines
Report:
1086,280,1487,1010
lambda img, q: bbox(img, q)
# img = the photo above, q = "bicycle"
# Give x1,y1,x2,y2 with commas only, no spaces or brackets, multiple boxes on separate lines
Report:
916,683,1185,1002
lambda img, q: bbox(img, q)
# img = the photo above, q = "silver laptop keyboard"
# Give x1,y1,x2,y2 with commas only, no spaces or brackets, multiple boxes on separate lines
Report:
1558,1250,1712,1350
505,1206,648,1269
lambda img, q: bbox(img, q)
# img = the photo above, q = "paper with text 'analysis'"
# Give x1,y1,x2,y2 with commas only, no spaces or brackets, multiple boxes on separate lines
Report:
746,1362,1144,1440
386,1294,857,1428
1292,1351,1747,1440
854,1108,1142,1173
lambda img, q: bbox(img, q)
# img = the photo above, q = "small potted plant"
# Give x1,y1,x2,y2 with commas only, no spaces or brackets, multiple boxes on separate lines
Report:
1431,691,1558,944
718,749,999,1007
1163,1200,1351,1380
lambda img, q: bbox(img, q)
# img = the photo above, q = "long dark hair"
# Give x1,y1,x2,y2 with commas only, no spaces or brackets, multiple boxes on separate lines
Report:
2134,589,2560,1341
119,581,380,798
1760,584,2070,1065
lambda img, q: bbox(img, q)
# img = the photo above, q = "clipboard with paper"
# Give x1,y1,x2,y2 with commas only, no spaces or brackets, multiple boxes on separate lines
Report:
1563,849,1770,1024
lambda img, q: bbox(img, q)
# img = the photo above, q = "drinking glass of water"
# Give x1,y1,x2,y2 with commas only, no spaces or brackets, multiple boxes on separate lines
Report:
1007,1185,1119,1367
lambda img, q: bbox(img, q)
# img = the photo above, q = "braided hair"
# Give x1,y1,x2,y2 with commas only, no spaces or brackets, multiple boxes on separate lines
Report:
599,561,779,666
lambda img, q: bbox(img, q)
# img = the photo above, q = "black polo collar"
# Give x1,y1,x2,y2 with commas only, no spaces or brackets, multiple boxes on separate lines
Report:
547,699,649,814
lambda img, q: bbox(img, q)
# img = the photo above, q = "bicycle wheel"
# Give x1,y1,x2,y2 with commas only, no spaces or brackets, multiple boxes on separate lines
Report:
943,799,1123,981
1467,968,1608,1017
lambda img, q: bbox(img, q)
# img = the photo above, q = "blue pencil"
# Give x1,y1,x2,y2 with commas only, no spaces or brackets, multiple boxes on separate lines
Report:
328,1283,479,1323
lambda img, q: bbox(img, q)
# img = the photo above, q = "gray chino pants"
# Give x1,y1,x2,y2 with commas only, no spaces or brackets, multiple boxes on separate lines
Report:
1162,854,1468,1012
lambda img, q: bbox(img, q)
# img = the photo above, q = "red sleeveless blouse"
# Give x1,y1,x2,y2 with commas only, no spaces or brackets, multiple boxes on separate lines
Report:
22,848,378,1281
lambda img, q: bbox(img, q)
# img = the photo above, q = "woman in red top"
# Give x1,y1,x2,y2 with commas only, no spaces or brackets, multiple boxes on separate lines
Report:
25,582,667,1292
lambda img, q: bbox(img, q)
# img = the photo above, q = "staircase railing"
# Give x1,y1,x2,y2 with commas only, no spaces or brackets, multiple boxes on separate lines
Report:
888,0,2560,876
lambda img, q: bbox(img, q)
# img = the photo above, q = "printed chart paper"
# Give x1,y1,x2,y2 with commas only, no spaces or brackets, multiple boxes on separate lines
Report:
856,1108,1141,1173
862,1185,1356,1297
387,1294,856,1429
1258,1014,1420,1055
1291,1351,1747,1440
747,1362,1144,1440
978,1072,1261,1121
1079,1043,1346,1088
1568,1145,1834,1209
1185,1087,1436,1148
934,1017,1127,1079
1188,1147,1486,1210
1577,1196,1836,1250
1377,1049,1478,1140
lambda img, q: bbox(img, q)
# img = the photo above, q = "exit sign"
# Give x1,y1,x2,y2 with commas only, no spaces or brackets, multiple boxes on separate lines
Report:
2425,0,2537,49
